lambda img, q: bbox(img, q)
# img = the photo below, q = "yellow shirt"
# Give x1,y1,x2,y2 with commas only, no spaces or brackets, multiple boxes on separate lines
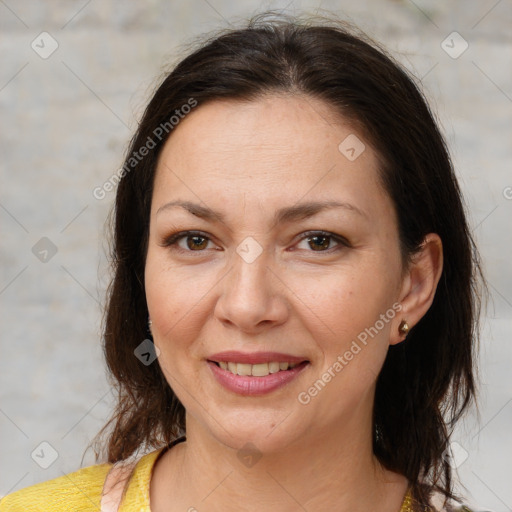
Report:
0,447,469,512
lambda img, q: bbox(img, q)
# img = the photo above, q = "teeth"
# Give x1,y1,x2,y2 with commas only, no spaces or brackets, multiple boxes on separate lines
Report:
269,361,280,374
236,363,252,376
216,361,301,377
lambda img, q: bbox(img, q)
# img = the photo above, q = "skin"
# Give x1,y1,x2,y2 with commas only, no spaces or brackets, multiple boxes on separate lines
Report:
144,93,443,512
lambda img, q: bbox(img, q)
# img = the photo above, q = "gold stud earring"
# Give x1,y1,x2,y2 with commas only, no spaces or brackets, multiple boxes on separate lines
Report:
398,319,409,337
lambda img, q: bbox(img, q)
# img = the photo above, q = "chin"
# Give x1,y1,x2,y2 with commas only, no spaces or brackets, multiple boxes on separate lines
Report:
197,408,305,454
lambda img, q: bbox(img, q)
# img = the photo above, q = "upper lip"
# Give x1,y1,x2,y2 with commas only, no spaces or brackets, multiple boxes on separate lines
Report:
207,351,308,365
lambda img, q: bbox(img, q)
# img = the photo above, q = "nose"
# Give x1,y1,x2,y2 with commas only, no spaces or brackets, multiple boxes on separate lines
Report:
214,247,289,333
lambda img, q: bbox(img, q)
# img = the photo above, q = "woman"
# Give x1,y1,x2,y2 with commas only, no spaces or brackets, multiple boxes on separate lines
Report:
0,12,486,512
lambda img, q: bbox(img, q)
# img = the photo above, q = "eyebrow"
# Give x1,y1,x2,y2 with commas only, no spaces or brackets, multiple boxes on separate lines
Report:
156,199,368,228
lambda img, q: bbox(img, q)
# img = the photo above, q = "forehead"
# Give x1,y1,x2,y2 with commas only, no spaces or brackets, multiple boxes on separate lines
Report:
151,94,390,222
157,94,355,166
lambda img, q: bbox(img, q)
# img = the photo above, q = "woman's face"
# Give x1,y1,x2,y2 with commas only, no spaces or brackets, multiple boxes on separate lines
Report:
145,94,407,452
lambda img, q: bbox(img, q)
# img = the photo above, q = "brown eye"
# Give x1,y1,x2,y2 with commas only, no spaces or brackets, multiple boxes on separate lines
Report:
185,235,209,250
161,231,216,252
296,231,348,253
307,234,332,251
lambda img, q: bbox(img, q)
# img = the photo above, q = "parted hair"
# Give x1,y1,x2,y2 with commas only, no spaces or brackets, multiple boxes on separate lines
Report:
91,11,486,507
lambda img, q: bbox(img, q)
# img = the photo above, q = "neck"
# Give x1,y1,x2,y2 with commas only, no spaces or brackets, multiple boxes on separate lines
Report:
154,414,408,512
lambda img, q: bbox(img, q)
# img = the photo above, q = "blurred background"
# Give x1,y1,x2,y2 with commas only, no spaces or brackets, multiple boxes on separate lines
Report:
0,0,511,509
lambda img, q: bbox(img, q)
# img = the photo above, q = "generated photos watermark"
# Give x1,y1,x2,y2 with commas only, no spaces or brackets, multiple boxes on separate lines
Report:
297,302,402,405
93,98,198,200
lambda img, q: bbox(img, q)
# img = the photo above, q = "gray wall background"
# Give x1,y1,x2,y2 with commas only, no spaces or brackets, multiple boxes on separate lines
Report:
1,1,511,510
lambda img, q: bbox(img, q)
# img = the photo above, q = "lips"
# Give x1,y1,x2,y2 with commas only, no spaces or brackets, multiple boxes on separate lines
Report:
207,359,309,396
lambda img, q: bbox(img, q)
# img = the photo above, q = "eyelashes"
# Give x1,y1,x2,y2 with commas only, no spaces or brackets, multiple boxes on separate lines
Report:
160,230,350,255
161,231,217,252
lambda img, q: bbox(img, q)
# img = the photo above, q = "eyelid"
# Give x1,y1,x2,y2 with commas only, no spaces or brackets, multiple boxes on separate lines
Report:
160,230,217,250
296,230,350,249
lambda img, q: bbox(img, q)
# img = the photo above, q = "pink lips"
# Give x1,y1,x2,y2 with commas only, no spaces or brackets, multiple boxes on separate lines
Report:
206,351,309,396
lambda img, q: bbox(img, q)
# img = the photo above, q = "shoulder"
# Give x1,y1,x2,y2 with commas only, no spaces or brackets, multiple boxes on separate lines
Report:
0,462,112,512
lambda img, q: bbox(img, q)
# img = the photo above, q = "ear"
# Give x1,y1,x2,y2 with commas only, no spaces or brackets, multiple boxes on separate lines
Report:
390,233,443,345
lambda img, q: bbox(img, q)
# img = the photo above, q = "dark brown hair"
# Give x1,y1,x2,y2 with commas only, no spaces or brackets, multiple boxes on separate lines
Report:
92,11,486,507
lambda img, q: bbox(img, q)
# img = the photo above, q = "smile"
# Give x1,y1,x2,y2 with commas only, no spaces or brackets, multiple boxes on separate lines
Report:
214,361,299,377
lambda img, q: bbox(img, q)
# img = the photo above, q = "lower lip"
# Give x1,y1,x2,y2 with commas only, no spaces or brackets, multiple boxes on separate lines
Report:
207,360,309,396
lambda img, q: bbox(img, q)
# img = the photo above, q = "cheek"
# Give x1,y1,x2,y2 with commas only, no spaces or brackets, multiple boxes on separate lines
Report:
302,273,395,415
144,250,217,356
299,260,399,388
145,262,180,333
299,262,396,338
144,266,198,385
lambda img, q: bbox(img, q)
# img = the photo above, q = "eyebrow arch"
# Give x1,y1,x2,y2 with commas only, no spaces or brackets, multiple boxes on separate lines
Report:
156,199,368,228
